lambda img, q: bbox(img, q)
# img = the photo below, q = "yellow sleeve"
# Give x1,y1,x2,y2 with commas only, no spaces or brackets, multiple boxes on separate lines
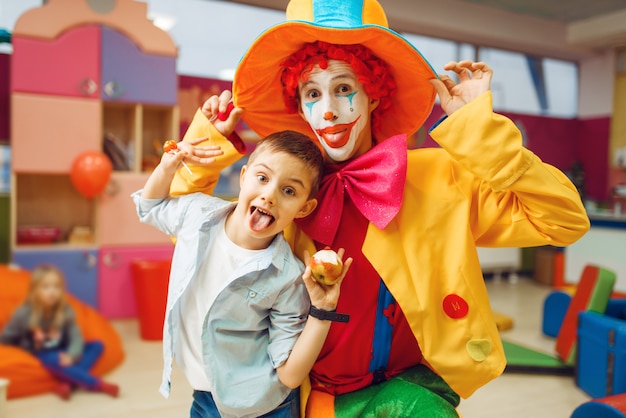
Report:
169,108,245,196
429,91,590,247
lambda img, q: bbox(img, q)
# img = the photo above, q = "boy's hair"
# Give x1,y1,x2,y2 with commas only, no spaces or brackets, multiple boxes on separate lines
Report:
248,130,324,197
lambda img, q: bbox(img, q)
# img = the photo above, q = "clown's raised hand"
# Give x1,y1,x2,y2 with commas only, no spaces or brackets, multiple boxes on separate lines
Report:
200,90,244,137
430,60,493,116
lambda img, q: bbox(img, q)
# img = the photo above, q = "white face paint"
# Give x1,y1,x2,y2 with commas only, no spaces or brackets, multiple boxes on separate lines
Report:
298,60,375,162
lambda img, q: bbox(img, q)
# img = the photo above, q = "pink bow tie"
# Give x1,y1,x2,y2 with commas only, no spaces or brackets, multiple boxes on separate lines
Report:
296,134,408,245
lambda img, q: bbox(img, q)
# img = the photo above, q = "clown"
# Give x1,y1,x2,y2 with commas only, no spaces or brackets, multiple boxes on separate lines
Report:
169,0,590,416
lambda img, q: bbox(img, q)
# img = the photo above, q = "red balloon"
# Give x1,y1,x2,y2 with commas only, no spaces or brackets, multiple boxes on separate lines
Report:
70,151,113,198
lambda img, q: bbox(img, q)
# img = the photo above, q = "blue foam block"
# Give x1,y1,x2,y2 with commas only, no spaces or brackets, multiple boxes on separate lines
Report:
542,291,571,337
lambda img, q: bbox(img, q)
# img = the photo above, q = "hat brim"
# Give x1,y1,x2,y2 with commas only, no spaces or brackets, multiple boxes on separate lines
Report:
233,21,438,141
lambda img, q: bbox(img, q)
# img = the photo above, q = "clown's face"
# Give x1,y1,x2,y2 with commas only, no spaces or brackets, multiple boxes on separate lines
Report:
298,60,378,162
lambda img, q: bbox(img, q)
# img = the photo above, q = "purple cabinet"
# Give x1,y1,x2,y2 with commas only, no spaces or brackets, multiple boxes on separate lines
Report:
101,26,177,104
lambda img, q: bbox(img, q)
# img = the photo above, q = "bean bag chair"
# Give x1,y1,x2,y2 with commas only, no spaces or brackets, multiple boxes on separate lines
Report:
0,265,125,399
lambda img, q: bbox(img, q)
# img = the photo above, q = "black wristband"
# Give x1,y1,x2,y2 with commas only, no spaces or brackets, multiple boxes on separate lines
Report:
309,305,350,323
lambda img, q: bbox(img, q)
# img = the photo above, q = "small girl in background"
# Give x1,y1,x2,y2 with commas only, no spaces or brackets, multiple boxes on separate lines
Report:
0,264,119,400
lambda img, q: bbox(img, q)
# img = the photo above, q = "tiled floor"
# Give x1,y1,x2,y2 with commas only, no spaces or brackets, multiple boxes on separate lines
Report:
5,277,591,418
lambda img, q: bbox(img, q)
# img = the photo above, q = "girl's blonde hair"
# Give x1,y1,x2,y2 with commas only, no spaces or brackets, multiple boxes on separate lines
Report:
27,264,69,331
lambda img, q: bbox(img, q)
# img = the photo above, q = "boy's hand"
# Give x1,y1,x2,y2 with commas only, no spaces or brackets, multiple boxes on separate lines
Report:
200,90,244,137
302,248,353,311
175,137,224,166
429,60,492,116
159,144,188,174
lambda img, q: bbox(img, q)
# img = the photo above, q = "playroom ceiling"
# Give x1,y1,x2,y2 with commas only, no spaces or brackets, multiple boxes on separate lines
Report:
221,0,626,23
219,0,626,60
458,0,626,23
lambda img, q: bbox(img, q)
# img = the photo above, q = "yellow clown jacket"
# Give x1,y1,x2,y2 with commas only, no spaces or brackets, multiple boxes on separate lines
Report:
169,91,590,399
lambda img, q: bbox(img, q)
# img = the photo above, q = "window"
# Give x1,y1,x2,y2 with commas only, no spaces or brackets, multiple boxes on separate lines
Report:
403,34,578,117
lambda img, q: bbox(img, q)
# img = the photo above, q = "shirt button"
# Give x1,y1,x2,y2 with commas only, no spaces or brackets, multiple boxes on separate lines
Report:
466,339,492,362
442,294,469,319
249,291,256,298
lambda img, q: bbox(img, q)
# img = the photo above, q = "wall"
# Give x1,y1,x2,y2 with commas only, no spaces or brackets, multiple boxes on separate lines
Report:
577,50,615,202
578,117,612,202
506,112,610,203
177,75,232,136
578,50,615,118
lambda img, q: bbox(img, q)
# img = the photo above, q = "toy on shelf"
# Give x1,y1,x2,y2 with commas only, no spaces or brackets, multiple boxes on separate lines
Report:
16,226,62,245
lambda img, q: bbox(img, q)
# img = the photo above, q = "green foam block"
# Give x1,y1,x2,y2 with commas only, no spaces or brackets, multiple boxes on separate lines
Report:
502,339,574,375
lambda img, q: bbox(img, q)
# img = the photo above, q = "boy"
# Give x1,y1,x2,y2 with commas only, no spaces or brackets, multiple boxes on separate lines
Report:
132,130,352,418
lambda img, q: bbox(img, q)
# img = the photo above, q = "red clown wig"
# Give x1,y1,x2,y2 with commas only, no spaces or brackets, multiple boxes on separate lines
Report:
280,41,396,138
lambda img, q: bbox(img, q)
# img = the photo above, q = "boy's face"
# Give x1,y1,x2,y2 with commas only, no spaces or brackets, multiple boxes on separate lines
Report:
298,60,378,162
231,149,318,250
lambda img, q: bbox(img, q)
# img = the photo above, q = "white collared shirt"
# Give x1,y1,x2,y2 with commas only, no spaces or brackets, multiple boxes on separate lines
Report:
132,191,309,418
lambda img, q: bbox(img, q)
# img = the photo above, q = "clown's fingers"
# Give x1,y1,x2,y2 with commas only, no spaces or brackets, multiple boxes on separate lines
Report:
201,95,221,121
429,77,454,101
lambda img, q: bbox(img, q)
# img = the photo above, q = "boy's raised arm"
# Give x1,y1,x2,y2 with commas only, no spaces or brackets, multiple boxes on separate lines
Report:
142,138,223,200
141,149,186,199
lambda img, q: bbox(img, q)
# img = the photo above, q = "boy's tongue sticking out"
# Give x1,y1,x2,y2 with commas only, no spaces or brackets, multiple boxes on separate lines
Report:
250,206,274,231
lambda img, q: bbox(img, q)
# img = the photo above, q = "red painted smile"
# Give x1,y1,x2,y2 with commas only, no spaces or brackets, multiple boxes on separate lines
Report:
315,116,360,149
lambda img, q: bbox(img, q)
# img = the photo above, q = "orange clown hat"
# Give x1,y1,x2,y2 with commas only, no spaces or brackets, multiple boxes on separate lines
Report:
233,0,438,142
